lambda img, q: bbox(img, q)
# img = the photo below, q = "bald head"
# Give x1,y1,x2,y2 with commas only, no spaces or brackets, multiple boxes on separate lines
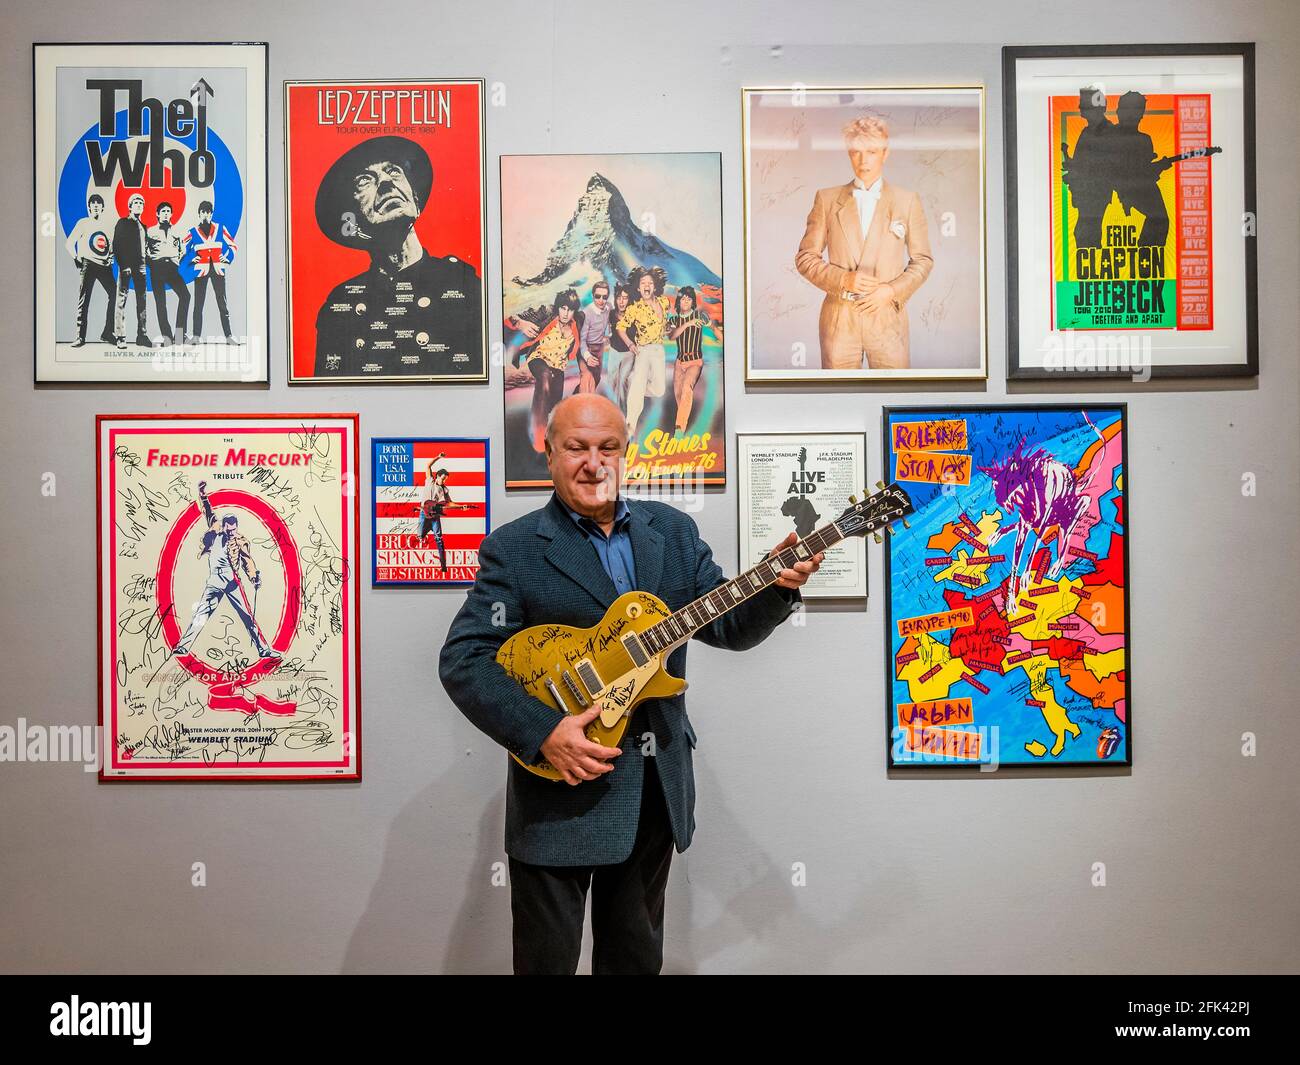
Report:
546,394,627,448
545,395,628,520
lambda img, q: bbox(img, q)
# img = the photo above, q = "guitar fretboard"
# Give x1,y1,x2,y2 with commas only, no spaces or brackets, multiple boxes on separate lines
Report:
635,519,848,656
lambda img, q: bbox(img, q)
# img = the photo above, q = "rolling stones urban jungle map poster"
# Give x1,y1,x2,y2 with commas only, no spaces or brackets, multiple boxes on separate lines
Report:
500,153,726,487
285,79,487,383
34,43,268,383
98,414,361,781
883,406,1130,768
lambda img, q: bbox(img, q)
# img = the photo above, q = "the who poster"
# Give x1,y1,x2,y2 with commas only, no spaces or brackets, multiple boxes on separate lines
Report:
736,433,867,599
1006,45,1257,377
500,153,726,487
372,438,489,586
97,414,361,781
285,80,487,383
35,43,268,383
883,406,1130,769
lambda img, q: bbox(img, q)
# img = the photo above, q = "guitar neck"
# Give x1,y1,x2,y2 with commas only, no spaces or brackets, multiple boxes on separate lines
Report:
633,518,849,657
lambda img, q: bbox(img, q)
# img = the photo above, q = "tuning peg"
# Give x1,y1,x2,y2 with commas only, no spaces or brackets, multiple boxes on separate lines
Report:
875,480,885,490
873,532,882,544
848,494,857,505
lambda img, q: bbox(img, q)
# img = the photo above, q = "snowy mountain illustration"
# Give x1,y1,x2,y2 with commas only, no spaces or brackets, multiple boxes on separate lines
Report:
507,173,719,299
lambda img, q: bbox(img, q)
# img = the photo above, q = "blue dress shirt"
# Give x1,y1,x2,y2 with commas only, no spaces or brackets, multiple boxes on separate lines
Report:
564,498,637,594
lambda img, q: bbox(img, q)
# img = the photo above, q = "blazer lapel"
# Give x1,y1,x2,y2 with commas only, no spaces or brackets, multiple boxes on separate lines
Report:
627,502,665,595
539,494,619,609
834,184,866,272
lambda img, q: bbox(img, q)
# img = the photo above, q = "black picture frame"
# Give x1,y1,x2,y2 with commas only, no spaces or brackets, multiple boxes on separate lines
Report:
1003,43,1257,380
881,403,1133,770
33,41,271,386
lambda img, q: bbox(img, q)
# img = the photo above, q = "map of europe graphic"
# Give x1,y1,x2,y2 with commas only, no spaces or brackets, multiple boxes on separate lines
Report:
885,407,1128,766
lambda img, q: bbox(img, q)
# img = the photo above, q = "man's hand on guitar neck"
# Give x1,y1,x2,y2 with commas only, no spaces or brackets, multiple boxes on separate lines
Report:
540,705,622,786
768,532,825,590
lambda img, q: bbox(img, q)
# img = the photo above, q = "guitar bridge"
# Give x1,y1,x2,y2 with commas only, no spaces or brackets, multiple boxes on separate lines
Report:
560,670,590,708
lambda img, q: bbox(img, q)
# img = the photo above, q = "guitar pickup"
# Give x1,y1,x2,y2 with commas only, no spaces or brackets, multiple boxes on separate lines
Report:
575,659,604,698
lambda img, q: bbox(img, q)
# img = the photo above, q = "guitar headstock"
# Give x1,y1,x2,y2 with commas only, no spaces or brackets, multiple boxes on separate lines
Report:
837,482,915,543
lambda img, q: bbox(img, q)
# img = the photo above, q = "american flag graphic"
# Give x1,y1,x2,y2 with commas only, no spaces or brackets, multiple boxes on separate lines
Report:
371,438,489,586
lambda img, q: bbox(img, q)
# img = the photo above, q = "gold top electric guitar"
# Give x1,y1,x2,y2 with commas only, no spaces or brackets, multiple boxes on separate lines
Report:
496,483,915,781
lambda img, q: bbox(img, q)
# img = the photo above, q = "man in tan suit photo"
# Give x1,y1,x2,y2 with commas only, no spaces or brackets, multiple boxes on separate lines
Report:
795,115,934,370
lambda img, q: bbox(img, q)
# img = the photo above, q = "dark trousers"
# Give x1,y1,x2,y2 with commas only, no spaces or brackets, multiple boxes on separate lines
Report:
149,260,190,341
193,271,233,339
508,760,674,975
529,360,566,451
75,261,115,340
114,266,148,340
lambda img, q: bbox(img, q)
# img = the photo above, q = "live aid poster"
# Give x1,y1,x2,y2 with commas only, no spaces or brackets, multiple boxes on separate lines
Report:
98,415,360,781
371,438,489,586
34,43,268,383
883,406,1129,769
736,433,867,599
500,153,726,487
285,80,487,383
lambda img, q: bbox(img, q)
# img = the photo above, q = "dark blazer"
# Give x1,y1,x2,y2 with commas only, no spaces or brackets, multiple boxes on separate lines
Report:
440,493,799,867
112,216,147,271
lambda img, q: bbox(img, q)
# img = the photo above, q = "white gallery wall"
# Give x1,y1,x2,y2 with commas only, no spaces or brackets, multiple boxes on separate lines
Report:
1,0,1297,973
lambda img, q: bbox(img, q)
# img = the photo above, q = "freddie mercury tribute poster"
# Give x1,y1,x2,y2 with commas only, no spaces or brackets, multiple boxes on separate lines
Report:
98,414,361,781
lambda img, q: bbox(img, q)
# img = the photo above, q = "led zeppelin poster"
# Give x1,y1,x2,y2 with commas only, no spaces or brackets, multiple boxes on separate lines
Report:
371,437,489,586
1004,45,1257,377
883,406,1130,768
34,43,268,383
98,414,361,781
500,153,726,487
285,79,487,383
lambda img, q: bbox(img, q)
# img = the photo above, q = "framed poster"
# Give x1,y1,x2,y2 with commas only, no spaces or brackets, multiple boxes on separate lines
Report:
742,85,986,382
285,79,487,383
736,432,867,599
34,42,268,383
1004,44,1257,378
882,405,1130,769
371,437,489,586
97,413,361,781
500,153,726,487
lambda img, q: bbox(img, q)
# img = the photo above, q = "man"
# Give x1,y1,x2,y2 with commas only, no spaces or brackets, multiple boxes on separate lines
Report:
576,280,612,393
313,135,482,378
187,199,238,342
440,394,823,974
112,193,151,348
616,266,672,437
174,481,280,661
419,453,454,573
509,290,583,453
1061,88,1118,250
64,193,116,347
1111,90,1170,249
146,201,191,346
795,115,934,371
